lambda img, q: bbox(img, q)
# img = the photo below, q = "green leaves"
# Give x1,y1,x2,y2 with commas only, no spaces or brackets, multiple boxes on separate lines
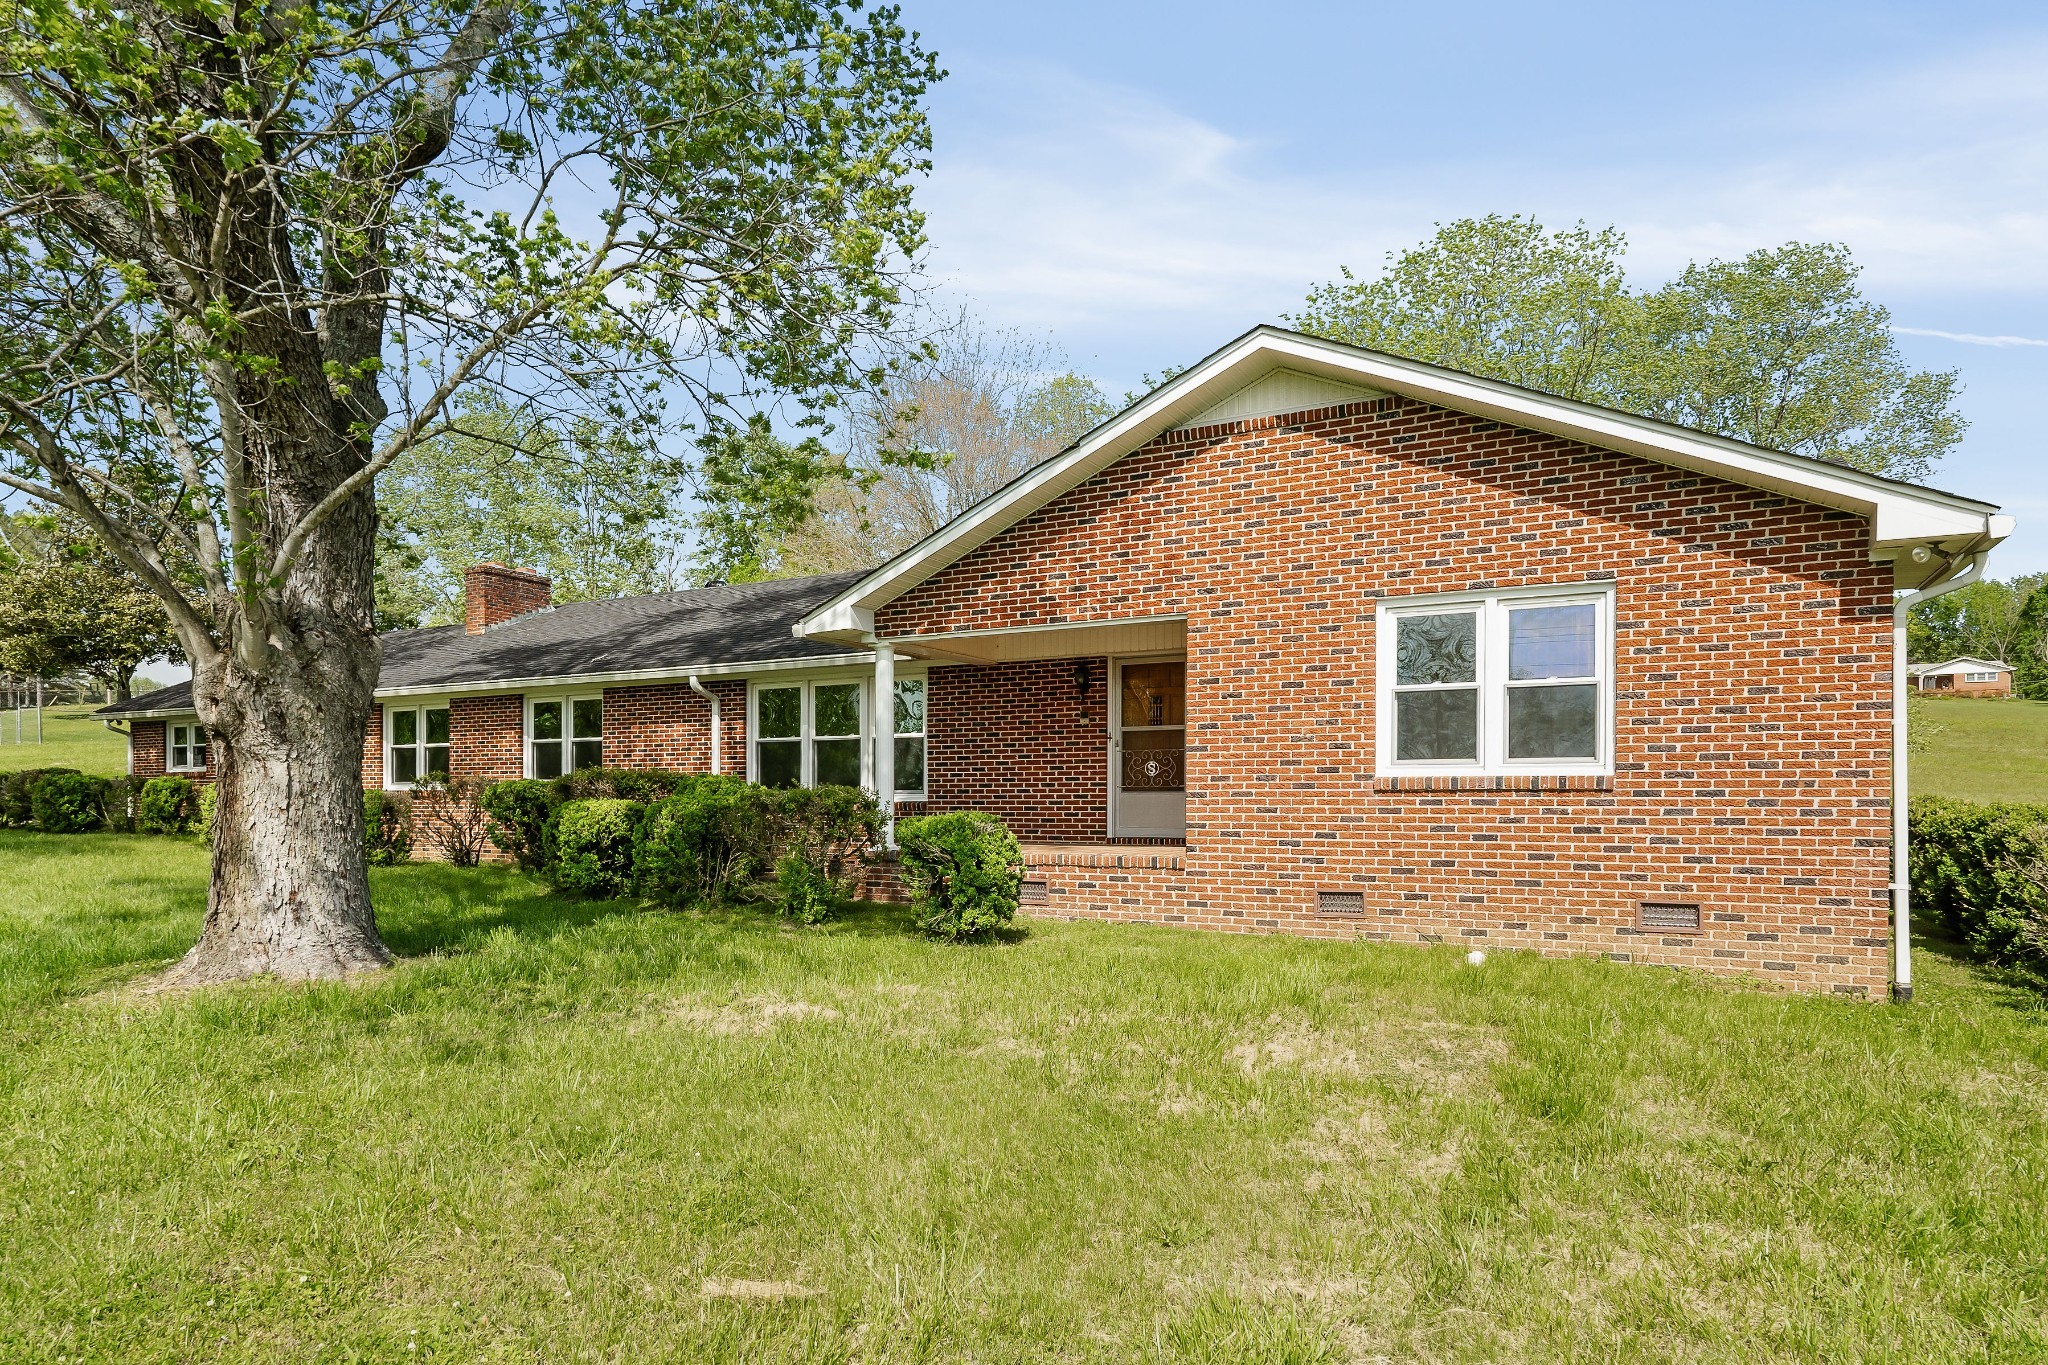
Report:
1294,221,1967,483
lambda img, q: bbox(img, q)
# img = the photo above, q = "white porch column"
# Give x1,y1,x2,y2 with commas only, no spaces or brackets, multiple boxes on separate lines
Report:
871,637,896,846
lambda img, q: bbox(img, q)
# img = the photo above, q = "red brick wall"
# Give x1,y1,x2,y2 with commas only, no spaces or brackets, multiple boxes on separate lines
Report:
1917,673,2010,696
878,394,1896,997
603,680,747,774
918,659,1109,842
450,695,525,780
362,704,384,789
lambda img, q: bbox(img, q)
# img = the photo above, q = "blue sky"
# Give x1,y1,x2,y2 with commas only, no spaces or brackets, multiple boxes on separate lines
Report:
903,0,2048,573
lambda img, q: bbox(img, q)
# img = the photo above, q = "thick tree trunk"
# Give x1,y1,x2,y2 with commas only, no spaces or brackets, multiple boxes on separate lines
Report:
161,626,388,985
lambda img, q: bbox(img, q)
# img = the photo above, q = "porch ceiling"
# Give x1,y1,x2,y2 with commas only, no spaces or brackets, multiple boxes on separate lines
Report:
890,615,1184,665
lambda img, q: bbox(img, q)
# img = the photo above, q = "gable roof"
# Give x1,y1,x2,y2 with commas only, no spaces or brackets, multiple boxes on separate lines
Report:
797,326,2012,644
99,571,870,720
1908,657,2013,676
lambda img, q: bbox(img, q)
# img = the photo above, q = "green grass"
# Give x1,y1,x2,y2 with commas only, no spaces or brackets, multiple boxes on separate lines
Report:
1913,697,2048,804
4,835,2048,1362
0,704,130,777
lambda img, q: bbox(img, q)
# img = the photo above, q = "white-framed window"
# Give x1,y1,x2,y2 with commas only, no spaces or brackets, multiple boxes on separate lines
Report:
167,722,209,772
750,678,866,790
1376,584,1613,776
528,695,602,778
1965,671,1997,683
889,676,927,799
386,703,451,787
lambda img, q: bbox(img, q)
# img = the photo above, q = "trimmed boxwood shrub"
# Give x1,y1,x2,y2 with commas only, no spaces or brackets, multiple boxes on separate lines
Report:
31,772,109,833
895,811,1023,942
551,767,697,804
136,776,197,834
637,775,770,905
551,798,643,896
100,775,144,833
478,778,559,871
1909,796,2048,963
768,784,882,920
1,768,76,828
364,789,413,865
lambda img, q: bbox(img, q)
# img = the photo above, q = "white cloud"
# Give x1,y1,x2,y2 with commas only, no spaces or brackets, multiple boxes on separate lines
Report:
1892,326,2048,348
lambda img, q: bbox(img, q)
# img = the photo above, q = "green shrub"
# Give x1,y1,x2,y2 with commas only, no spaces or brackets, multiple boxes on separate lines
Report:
30,772,109,833
774,850,839,924
1909,796,2048,963
136,776,197,834
363,789,413,865
766,784,882,920
478,778,559,871
550,767,696,804
551,798,643,897
99,775,144,833
636,775,772,905
895,811,1022,942
195,783,218,843
0,768,76,828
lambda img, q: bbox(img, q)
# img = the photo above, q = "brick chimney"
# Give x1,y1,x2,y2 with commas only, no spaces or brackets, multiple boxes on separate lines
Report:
464,563,552,634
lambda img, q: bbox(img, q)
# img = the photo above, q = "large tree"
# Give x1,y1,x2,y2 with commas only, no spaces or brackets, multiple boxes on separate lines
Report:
1292,218,1966,483
0,544,181,700
0,0,938,982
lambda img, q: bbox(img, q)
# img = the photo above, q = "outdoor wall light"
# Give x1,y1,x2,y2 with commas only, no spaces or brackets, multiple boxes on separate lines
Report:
1075,659,1092,698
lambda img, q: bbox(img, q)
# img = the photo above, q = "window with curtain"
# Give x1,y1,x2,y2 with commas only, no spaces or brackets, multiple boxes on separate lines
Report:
530,696,601,778
168,722,209,772
891,677,926,796
388,705,451,785
1379,588,1609,774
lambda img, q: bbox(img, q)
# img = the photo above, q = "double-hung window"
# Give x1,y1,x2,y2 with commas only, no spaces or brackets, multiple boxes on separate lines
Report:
1965,671,1996,684
168,722,209,772
751,680,867,789
387,704,451,786
890,677,926,798
1377,585,1611,775
529,696,602,777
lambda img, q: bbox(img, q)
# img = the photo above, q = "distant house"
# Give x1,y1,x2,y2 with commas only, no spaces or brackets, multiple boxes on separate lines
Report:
1909,657,2014,695
102,326,2016,998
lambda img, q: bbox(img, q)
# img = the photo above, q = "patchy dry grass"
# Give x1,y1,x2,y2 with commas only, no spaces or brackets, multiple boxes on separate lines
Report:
2,831,2047,1361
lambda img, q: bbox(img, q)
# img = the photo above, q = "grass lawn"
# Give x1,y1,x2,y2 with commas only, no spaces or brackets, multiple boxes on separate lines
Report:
4,836,2047,1361
1912,697,2048,804
0,704,130,777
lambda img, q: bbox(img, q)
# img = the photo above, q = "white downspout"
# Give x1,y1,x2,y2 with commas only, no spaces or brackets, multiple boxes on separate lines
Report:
687,675,720,775
869,639,896,848
1891,547,1988,1004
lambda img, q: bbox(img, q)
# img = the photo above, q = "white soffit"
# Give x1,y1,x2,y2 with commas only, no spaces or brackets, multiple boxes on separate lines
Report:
796,327,2009,643
1173,367,1381,430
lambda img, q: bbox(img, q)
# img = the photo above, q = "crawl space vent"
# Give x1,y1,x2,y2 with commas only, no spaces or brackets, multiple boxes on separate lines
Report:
1020,880,1049,905
1315,890,1366,917
1638,901,1702,933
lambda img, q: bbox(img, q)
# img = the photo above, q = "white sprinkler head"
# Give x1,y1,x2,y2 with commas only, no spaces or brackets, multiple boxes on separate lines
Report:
1466,949,1487,967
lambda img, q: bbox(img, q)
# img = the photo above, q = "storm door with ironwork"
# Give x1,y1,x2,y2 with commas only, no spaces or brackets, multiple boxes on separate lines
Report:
1113,659,1186,838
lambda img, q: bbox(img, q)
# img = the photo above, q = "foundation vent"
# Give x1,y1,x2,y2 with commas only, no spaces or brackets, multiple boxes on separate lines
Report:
1020,880,1049,905
1638,901,1702,933
1315,890,1366,917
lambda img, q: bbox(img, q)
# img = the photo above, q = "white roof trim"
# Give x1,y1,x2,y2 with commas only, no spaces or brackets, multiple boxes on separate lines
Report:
797,326,2010,643
1909,657,2012,675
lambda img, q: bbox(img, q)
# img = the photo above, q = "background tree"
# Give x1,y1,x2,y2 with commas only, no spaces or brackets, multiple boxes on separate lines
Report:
1292,219,1966,483
690,414,847,584
1907,575,2047,667
762,319,1116,573
376,394,680,627
0,545,181,700
0,0,939,982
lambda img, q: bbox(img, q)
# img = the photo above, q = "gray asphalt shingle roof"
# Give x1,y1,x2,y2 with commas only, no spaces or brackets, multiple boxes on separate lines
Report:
98,571,869,718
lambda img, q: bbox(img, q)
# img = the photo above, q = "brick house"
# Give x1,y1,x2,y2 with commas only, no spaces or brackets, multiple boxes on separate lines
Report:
1908,657,2014,696
103,328,2013,998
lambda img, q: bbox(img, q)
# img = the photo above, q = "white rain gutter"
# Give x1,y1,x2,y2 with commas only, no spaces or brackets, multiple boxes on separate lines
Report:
1891,545,1991,1003
687,675,721,775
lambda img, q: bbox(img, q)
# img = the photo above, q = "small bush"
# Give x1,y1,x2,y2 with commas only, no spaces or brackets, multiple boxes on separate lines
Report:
637,775,772,905
412,776,494,868
100,775,144,833
364,789,413,865
136,776,197,834
773,850,840,924
551,767,697,804
1909,796,2048,963
895,811,1022,942
30,772,109,833
478,778,558,871
0,768,77,828
195,783,218,843
551,798,643,897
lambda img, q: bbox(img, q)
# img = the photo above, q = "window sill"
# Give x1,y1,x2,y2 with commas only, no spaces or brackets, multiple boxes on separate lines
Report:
1371,773,1613,792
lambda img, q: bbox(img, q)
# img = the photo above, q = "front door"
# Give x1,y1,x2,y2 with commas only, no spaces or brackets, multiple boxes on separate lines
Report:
1112,658,1186,838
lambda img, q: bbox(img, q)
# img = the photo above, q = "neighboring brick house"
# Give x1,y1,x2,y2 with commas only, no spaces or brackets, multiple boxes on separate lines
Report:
1908,657,2014,696
101,327,2013,999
